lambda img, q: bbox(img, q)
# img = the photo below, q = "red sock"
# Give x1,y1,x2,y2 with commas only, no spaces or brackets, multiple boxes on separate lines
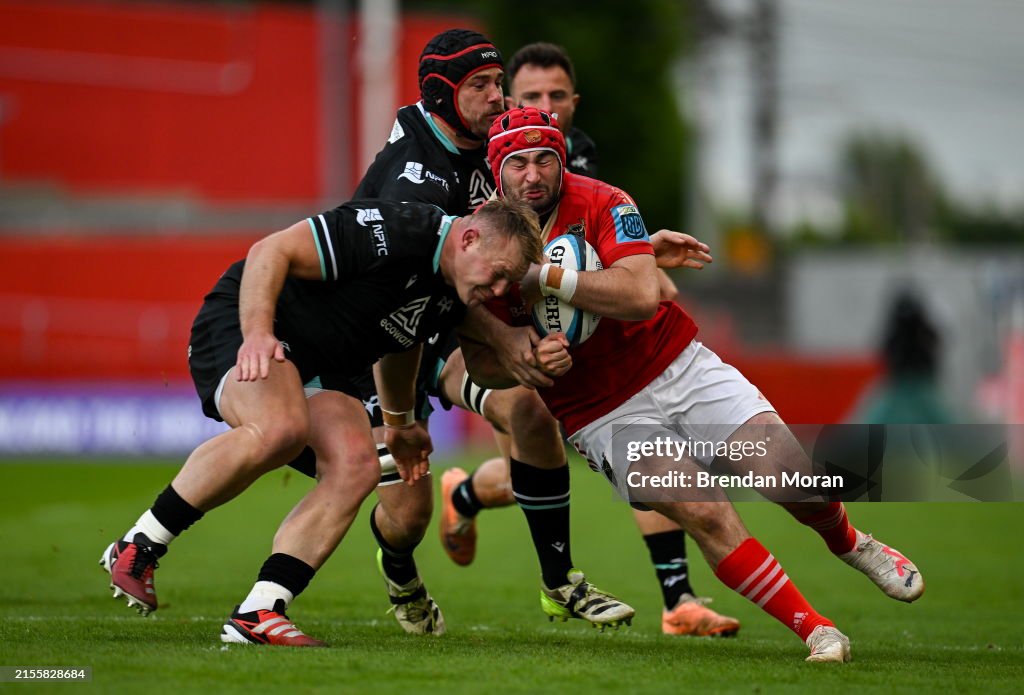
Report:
715,538,832,641
792,502,857,555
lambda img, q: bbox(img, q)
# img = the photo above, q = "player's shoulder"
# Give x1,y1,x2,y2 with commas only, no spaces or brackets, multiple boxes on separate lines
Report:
562,172,636,210
376,109,443,163
566,126,599,176
566,126,596,149
341,199,445,258
388,113,462,184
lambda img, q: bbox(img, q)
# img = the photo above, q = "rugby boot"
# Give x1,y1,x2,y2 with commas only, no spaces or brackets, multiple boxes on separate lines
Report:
99,532,165,616
541,568,635,630
440,467,477,566
377,549,446,635
805,625,852,663
221,599,326,647
662,594,740,637
839,530,924,602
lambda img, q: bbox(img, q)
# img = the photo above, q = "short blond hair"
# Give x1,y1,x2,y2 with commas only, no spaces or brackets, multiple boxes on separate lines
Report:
473,198,543,271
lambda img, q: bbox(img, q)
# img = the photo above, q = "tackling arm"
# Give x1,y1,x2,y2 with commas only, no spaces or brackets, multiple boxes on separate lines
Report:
458,304,554,389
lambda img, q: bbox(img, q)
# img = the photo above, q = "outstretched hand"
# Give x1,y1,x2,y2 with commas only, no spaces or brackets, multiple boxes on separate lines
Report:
650,230,713,270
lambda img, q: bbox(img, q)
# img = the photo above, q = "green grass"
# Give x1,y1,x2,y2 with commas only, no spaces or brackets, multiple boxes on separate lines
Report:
1,457,1022,694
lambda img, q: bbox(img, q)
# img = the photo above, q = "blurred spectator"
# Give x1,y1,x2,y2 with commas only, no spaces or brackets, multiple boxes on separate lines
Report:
852,291,956,424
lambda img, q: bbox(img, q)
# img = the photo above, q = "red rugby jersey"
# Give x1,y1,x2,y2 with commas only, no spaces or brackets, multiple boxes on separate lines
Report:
493,173,698,435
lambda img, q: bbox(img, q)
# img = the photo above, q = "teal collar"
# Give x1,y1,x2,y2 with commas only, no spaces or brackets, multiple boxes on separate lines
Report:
433,215,457,273
418,101,460,155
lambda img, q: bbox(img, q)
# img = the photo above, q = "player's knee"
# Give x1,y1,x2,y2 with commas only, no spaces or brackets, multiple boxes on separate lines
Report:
322,448,380,499
258,415,310,464
505,389,556,433
696,507,746,547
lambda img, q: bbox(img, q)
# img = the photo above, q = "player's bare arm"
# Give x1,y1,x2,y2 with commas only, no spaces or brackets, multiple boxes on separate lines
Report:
457,333,519,389
656,268,679,302
375,347,432,484
236,221,327,381
459,304,553,389
522,253,660,321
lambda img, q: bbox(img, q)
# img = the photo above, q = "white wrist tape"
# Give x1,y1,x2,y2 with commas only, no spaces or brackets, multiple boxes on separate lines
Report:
381,408,416,428
539,263,579,302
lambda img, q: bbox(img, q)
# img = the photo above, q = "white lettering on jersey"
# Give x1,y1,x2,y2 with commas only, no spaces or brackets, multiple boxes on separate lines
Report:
405,275,418,289
397,161,450,191
356,208,388,256
388,119,404,144
468,168,494,208
437,297,454,315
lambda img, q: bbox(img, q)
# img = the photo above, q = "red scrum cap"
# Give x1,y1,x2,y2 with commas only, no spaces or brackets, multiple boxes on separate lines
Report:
487,106,566,197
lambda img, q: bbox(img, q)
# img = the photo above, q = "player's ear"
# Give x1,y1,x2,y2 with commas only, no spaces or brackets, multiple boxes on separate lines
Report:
461,226,480,250
504,95,515,110
572,93,580,109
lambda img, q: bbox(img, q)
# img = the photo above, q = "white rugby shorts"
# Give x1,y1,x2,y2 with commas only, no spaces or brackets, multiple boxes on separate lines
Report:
567,341,776,503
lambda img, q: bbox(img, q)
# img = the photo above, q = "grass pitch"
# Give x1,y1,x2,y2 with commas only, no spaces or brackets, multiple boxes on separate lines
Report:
1,457,1021,693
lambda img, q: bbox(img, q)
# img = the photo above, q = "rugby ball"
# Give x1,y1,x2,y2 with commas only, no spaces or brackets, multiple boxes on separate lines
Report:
531,235,602,346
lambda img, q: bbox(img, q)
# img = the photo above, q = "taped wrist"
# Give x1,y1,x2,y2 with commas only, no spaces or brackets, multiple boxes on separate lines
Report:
539,263,578,302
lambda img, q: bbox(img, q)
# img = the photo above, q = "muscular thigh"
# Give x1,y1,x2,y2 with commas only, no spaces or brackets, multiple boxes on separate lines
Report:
217,359,308,431
306,390,379,479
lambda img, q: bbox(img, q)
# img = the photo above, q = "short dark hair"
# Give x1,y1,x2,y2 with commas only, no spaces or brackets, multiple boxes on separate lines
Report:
506,42,576,88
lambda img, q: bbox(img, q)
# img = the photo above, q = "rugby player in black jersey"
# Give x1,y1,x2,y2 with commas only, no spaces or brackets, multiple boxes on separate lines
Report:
99,198,540,646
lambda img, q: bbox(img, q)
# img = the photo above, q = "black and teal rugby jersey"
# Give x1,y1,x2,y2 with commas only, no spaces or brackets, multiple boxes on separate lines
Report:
355,103,495,215
565,126,599,178
223,200,465,384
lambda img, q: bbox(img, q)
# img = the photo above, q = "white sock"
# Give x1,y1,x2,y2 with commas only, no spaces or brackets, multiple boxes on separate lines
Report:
238,581,294,614
124,510,175,547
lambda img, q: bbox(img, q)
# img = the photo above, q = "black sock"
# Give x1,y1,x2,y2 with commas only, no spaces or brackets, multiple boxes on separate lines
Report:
369,504,419,585
510,458,572,589
150,485,204,537
643,530,694,609
257,553,316,598
451,473,484,518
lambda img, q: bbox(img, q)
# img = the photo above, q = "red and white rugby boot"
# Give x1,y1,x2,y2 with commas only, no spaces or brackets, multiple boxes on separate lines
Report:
221,599,326,647
99,532,165,616
839,530,924,602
